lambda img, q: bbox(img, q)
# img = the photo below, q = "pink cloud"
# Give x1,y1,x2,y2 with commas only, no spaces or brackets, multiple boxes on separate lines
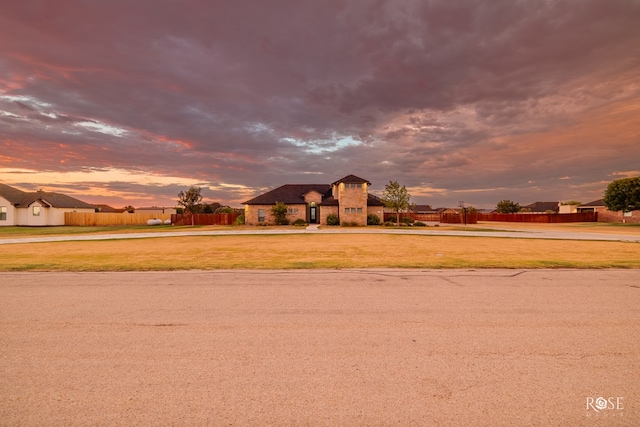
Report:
0,0,639,208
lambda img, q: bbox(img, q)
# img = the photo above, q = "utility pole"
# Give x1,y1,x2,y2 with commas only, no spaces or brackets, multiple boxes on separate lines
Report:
458,201,467,225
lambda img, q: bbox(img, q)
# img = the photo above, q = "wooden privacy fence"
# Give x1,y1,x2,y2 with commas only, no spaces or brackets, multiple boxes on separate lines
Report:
440,213,479,224
171,213,241,226
383,213,441,222
65,212,172,226
477,213,597,223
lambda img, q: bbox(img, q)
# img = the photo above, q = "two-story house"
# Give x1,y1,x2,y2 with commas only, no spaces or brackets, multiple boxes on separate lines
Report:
243,174,384,226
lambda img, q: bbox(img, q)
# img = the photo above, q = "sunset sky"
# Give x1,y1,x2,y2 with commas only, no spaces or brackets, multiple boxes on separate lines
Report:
1,0,639,209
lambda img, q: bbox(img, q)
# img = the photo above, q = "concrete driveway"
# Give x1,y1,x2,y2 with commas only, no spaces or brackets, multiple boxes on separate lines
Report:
1,269,638,425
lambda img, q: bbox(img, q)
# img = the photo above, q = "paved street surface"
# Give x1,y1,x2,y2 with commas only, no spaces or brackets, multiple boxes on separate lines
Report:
1,270,638,426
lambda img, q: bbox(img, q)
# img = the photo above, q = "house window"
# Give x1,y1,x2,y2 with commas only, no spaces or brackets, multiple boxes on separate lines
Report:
33,206,41,216
344,208,349,214
0,206,6,220
258,209,265,222
357,208,363,214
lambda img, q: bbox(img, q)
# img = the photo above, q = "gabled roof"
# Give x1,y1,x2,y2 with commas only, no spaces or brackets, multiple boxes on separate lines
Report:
435,207,457,213
524,201,559,212
580,199,605,207
332,174,370,186
0,183,96,209
0,183,25,204
412,204,434,213
95,204,123,213
319,196,339,206
244,184,332,205
367,193,385,206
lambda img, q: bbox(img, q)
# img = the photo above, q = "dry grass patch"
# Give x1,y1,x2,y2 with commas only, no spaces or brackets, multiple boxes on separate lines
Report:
470,221,640,235
2,234,639,271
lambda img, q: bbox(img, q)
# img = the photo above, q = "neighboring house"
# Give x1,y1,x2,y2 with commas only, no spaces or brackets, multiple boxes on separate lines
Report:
243,174,384,225
412,204,436,214
576,199,604,214
207,202,223,212
523,201,559,213
578,199,640,223
94,204,126,213
435,207,458,214
559,203,579,214
0,183,96,226
136,206,178,215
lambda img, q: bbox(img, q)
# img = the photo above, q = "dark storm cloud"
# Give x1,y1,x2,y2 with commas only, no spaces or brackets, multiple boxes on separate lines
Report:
1,0,639,207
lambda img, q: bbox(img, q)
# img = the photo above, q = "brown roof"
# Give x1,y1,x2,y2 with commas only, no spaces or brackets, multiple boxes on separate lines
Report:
580,199,605,207
0,183,96,209
95,204,125,213
244,184,332,205
331,174,370,186
244,181,385,207
523,201,559,212
366,194,385,206
0,183,24,204
412,204,434,213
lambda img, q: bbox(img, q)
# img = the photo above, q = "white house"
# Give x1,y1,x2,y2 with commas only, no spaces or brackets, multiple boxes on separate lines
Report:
0,183,96,226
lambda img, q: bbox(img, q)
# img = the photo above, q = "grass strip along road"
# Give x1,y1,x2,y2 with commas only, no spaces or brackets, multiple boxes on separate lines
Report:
2,233,639,271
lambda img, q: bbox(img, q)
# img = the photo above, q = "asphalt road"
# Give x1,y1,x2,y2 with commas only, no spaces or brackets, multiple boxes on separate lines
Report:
1,269,638,426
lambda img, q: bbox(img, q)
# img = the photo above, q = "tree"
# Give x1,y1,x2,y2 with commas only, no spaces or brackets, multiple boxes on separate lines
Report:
382,181,411,225
496,199,521,214
177,186,203,214
214,206,236,214
123,205,135,213
271,201,289,225
604,176,640,212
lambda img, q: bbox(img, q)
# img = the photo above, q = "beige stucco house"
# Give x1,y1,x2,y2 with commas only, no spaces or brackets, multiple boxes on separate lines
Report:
0,183,96,226
243,174,384,226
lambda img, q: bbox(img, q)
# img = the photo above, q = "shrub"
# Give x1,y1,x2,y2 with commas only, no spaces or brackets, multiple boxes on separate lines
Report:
401,217,415,224
414,221,427,227
233,214,245,225
383,221,395,227
271,201,289,225
326,213,340,226
341,221,359,227
292,218,307,226
367,214,381,225
215,206,236,214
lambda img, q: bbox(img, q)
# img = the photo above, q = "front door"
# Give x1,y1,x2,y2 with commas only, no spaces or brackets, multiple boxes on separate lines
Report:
309,206,317,224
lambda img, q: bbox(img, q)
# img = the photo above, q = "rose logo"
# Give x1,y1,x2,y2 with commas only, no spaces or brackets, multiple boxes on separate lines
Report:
595,397,608,411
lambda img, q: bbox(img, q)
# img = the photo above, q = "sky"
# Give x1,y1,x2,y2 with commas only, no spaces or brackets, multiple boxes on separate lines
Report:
1,0,639,209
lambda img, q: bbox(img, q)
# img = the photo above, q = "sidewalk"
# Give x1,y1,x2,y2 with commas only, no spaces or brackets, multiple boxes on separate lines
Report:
1,225,639,244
